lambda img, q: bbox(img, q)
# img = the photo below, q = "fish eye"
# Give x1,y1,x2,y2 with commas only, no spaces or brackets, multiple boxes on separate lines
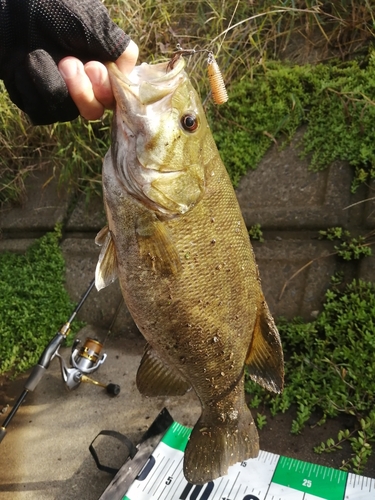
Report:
181,113,198,132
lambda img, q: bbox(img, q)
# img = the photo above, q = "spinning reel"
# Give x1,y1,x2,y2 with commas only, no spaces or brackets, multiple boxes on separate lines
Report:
57,336,119,395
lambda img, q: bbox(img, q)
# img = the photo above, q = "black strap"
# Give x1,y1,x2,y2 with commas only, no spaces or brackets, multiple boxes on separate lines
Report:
89,430,138,475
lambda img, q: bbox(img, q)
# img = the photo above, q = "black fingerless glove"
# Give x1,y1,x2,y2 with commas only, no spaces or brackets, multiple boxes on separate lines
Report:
0,0,131,124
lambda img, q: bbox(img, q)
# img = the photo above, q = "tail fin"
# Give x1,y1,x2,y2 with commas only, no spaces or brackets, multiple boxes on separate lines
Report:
183,403,259,485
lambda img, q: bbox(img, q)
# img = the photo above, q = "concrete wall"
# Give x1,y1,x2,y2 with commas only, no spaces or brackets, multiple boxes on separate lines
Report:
1,127,374,332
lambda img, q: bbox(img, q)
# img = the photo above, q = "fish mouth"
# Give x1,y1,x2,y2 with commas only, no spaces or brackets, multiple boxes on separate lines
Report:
106,58,186,106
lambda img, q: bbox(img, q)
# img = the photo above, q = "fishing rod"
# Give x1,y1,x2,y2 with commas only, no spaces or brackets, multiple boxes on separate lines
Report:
0,278,120,444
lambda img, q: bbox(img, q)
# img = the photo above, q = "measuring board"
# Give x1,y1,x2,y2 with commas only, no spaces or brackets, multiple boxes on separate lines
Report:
123,422,374,500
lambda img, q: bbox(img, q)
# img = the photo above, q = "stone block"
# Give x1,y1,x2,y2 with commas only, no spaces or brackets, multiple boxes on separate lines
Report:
359,253,375,283
0,238,35,253
236,129,354,230
363,179,375,229
253,238,336,320
66,192,107,232
0,167,70,233
61,237,140,337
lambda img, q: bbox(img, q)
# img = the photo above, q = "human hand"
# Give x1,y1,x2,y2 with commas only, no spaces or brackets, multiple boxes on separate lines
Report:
0,0,137,125
59,40,139,121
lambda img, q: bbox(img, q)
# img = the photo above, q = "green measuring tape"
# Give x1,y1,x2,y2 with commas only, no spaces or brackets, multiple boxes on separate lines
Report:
122,422,374,500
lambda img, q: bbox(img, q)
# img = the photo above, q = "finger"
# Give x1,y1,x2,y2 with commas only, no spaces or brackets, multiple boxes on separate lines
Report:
84,41,139,111
58,57,105,120
115,40,139,76
84,61,114,109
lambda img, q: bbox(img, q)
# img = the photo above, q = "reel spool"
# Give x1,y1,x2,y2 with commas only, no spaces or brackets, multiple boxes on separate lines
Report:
71,337,107,374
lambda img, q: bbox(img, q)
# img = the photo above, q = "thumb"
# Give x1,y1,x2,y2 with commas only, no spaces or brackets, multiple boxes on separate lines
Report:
114,40,139,76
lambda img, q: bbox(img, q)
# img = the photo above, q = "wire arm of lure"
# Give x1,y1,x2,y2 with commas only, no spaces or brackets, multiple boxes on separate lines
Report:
167,44,211,70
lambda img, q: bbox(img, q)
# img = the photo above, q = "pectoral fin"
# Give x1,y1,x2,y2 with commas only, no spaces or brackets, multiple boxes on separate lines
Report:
136,344,191,396
136,214,182,276
246,300,284,393
95,226,118,291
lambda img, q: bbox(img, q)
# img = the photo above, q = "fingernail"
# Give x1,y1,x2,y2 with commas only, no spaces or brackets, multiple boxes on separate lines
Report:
87,67,104,86
59,59,81,79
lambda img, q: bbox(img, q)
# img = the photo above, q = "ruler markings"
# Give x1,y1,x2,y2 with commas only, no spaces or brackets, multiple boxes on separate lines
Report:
138,452,158,491
233,481,241,500
146,455,165,494
211,475,225,499
172,455,183,475
121,421,374,500
166,455,185,499
314,464,319,477
155,459,175,500
217,478,231,499
155,459,175,491
166,468,185,500
148,459,168,497
329,468,333,483
140,452,161,492
225,470,241,499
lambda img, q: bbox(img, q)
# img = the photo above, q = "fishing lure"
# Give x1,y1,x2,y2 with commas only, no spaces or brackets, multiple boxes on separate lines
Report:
168,45,228,105
207,53,228,105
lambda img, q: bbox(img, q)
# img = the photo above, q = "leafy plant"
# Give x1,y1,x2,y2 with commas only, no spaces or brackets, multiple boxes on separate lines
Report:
209,61,309,185
301,52,375,192
246,278,375,472
248,224,264,242
319,227,373,260
315,413,375,474
0,226,84,375
256,413,267,430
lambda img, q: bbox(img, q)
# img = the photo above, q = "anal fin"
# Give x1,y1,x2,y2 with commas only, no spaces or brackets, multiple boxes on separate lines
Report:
136,344,191,396
246,300,284,393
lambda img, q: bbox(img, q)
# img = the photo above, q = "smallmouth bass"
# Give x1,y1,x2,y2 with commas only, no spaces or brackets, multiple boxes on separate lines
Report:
95,58,284,485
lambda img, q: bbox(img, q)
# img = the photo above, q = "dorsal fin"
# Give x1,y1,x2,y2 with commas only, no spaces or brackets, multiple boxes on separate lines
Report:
136,343,191,396
136,213,182,276
95,226,118,291
246,300,284,393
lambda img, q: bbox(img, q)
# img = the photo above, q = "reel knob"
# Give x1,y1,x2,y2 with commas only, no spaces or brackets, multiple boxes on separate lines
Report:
106,383,121,396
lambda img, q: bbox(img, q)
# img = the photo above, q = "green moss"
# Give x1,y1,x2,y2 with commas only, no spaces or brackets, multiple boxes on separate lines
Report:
210,53,375,191
209,61,309,186
0,227,84,375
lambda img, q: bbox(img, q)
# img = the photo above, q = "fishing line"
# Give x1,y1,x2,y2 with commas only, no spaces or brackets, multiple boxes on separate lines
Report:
168,1,241,106
216,0,240,55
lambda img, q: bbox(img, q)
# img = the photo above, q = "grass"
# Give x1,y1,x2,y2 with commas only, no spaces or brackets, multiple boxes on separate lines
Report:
1,1,375,204
0,88,110,205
